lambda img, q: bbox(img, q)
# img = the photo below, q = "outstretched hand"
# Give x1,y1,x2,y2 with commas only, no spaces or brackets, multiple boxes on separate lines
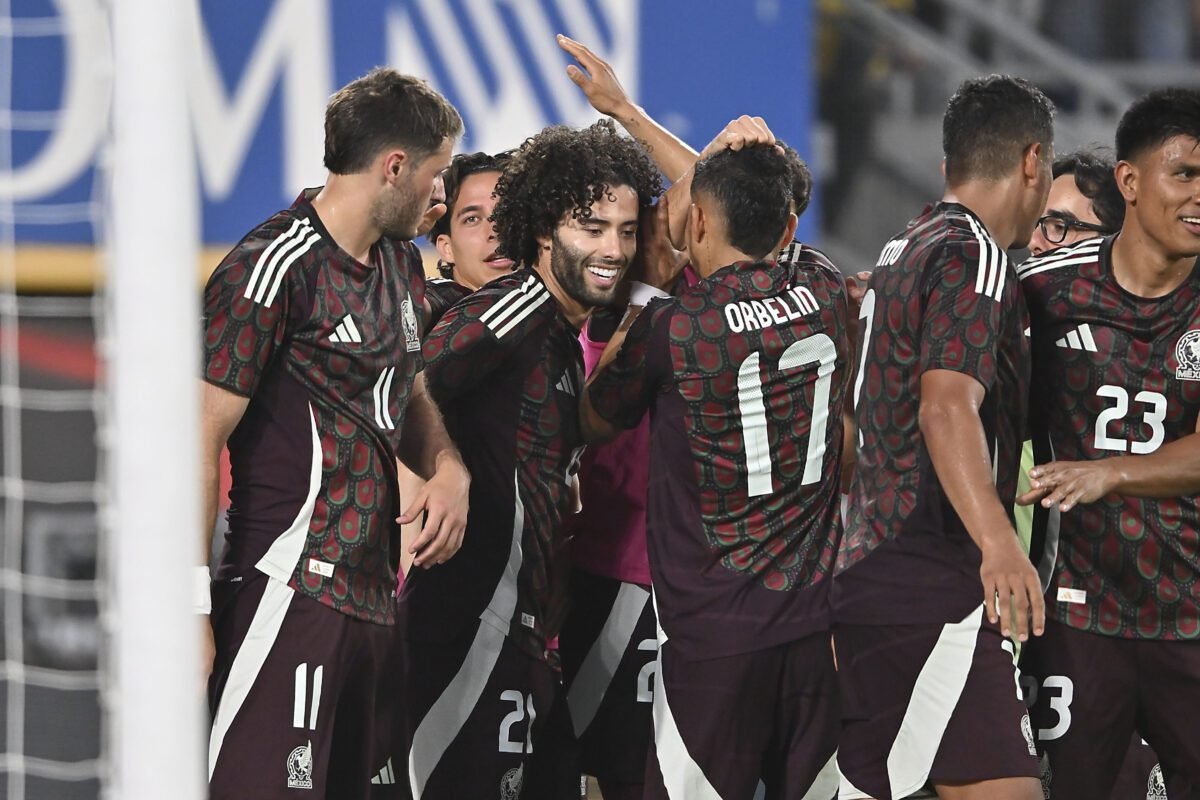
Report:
557,34,632,117
1017,458,1120,513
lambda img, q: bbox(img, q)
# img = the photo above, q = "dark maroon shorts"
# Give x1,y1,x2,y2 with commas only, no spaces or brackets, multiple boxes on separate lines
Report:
643,629,839,800
207,570,401,799
834,604,1040,800
1020,618,1200,800
558,570,657,786
399,618,578,800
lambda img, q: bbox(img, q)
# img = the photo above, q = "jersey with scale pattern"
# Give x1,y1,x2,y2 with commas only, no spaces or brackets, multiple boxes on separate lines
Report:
203,190,427,625
1020,235,1200,640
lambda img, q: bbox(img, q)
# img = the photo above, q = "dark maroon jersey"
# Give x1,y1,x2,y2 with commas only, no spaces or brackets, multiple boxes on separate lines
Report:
834,202,1030,626
423,276,470,332
586,250,851,660
1020,236,1200,640
203,190,427,625
398,268,585,661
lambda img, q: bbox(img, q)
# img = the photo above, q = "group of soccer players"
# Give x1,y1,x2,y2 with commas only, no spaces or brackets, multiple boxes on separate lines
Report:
198,28,1200,800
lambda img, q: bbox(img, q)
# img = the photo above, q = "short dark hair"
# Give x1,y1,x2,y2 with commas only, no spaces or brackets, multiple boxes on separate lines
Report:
777,140,814,218
942,75,1055,185
429,151,512,279
692,146,793,259
492,119,662,266
1115,88,1200,164
1052,149,1125,233
324,68,463,175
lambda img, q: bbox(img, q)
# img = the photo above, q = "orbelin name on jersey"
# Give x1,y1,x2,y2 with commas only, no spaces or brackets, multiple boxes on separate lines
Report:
724,286,820,334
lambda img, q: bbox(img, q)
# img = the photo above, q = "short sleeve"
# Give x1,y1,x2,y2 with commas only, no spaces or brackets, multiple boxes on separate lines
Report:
202,244,293,397
918,240,1005,391
586,298,674,430
421,290,524,403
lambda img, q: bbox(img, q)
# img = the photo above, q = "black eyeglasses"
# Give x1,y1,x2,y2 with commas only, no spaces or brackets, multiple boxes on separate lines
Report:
1036,214,1111,245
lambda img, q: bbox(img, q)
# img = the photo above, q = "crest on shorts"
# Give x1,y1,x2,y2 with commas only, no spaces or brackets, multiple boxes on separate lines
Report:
500,764,523,800
1039,754,1053,799
1176,329,1200,381
402,297,421,353
287,740,313,790
1020,714,1037,756
1147,763,1168,800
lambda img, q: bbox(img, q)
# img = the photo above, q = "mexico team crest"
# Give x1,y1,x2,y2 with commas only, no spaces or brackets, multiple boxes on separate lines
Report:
500,764,523,800
1177,330,1200,381
287,740,313,790
1147,763,1168,800
402,298,420,353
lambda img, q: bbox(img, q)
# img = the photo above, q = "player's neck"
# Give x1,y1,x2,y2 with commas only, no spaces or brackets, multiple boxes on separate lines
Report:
1110,226,1197,299
695,245,755,279
533,261,591,329
942,185,1020,250
310,178,381,265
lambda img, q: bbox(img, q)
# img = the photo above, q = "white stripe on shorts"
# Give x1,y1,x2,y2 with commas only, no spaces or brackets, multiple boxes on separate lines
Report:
566,581,650,737
208,577,296,779
408,471,525,799
650,594,722,800
886,603,983,799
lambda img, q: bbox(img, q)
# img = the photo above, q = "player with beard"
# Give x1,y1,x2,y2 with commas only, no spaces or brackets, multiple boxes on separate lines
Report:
834,75,1054,800
397,119,661,800
1017,88,1200,799
201,69,469,799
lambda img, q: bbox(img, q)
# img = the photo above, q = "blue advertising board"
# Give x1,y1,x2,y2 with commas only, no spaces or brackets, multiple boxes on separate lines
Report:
8,0,813,246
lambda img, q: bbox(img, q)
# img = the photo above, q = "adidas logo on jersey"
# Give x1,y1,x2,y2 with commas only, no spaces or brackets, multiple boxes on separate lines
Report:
1054,324,1097,352
555,372,577,397
329,315,362,344
370,758,397,785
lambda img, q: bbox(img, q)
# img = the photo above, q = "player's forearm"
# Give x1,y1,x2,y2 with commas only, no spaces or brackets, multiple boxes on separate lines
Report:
608,100,698,184
1107,432,1200,497
201,455,220,564
398,376,463,481
921,399,1015,551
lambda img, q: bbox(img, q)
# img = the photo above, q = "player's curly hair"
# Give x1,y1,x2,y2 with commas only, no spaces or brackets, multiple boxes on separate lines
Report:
491,119,662,266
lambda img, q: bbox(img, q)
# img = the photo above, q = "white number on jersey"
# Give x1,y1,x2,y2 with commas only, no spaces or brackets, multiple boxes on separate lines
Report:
636,638,658,704
1093,385,1167,454
498,690,536,754
1020,674,1074,741
736,333,838,496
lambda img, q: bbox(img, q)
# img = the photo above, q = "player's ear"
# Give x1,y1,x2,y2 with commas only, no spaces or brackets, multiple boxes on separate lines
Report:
1115,160,1138,205
775,212,799,254
1022,142,1043,184
381,149,408,184
435,233,455,265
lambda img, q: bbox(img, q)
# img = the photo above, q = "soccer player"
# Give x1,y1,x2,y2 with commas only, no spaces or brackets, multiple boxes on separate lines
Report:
397,119,662,800
398,151,514,578
200,69,470,799
557,36,832,800
424,150,516,325
833,75,1054,800
1027,149,1124,257
1017,88,1200,799
580,135,851,799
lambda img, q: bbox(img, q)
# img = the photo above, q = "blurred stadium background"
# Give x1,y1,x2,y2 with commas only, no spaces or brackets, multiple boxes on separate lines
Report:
1,0,1197,797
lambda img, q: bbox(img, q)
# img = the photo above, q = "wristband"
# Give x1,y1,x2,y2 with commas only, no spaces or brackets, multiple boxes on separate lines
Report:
195,566,212,615
629,281,669,307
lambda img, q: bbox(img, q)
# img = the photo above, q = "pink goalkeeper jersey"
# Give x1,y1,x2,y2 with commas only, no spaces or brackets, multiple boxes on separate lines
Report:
568,269,700,586
568,322,653,585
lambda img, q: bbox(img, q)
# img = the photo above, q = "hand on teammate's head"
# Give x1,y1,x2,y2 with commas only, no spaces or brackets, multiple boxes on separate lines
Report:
700,116,777,161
